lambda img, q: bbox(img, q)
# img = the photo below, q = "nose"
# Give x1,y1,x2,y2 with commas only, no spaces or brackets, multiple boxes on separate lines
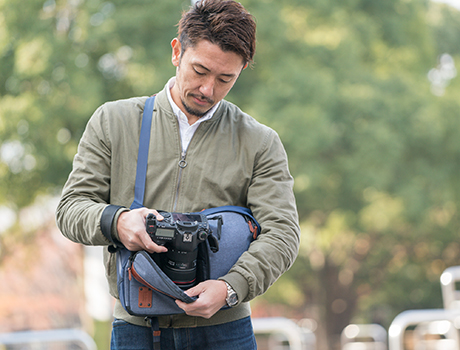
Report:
199,77,214,98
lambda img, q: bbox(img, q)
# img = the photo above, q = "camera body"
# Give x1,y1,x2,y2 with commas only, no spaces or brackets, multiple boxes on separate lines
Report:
146,212,210,252
146,211,213,289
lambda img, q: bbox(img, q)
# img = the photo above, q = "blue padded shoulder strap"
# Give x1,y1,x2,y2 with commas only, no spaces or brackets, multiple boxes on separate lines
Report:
131,96,155,210
199,205,261,236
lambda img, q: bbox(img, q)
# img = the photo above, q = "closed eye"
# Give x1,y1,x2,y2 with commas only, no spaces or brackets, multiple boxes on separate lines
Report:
194,68,205,76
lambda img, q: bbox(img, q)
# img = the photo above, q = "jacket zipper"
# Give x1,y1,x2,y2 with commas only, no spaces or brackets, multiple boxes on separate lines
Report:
173,150,188,211
173,118,207,211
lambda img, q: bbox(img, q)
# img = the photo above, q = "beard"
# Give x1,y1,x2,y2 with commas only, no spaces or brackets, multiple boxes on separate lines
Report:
181,94,214,118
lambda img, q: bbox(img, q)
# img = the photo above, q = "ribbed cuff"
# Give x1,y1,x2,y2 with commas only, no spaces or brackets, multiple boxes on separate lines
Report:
218,271,249,307
100,204,127,250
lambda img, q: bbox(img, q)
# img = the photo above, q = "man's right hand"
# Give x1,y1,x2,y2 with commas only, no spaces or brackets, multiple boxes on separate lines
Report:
116,208,167,253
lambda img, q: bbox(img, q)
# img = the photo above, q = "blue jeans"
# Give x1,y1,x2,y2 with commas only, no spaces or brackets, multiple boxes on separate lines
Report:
111,316,257,350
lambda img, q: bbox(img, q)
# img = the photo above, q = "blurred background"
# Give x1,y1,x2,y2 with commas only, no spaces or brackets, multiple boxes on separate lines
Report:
0,0,460,349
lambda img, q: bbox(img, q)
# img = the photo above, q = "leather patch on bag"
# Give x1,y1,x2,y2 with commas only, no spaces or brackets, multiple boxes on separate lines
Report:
138,287,153,308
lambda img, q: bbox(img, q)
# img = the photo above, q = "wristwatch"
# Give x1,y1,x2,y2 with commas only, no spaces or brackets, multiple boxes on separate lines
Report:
225,282,238,307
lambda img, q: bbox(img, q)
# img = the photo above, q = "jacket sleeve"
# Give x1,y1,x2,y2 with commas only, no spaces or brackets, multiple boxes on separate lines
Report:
55,104,128,247
220,128,300,304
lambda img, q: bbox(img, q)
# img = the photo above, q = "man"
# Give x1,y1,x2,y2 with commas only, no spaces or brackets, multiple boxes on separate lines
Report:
56,0,300,349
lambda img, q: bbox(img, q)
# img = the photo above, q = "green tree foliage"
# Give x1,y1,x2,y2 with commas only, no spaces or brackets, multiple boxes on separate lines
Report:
1,0,460,349
241,0,460,348
0,0,185,207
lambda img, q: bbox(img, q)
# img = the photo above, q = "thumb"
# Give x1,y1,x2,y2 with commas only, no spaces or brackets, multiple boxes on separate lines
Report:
184,283,204,298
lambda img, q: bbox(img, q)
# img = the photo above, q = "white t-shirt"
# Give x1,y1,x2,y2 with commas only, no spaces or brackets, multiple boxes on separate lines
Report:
166,77,220,152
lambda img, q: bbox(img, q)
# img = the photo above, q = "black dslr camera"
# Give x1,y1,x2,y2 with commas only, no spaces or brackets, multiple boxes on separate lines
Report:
146,211,219,289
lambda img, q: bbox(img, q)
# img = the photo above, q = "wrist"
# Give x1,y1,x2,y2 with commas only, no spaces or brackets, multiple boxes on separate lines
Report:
224,282,238,307
100,205,127,249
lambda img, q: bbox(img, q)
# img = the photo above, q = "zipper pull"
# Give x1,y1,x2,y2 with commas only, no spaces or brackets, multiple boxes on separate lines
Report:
128,253,135,281
178,151,187,168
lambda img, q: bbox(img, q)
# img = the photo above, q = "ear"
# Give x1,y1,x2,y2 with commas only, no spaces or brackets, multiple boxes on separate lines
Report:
171,38,181,67
243,62,249,70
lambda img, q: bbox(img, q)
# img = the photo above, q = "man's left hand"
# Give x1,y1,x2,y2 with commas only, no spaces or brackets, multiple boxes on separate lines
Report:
175,280,228,319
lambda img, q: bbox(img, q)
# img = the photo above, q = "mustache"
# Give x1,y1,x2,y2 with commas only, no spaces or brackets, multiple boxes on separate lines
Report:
190,93,214,105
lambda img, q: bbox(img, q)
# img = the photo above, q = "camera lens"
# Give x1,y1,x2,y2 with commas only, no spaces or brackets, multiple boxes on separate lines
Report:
161,249,198,290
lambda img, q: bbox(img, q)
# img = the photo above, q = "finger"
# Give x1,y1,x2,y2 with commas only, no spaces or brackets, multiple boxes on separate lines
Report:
142,209,164,222
183,285,202,298
175,299,202,317
136,209,167,253
140,231,167,253
176,299,202,316
175,299,187,311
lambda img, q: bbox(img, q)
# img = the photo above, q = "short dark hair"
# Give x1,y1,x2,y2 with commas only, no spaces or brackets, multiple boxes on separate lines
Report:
177,0,256,66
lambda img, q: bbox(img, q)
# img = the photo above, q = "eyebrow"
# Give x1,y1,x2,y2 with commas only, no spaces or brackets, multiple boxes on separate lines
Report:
193,63,236,78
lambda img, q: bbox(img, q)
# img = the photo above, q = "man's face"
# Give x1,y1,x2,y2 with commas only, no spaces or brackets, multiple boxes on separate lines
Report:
170,38,247,123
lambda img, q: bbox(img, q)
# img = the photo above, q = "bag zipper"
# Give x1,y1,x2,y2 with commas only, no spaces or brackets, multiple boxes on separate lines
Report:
127,253,136,281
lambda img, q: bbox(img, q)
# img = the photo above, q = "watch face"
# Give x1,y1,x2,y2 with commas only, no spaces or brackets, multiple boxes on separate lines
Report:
227,293,238,307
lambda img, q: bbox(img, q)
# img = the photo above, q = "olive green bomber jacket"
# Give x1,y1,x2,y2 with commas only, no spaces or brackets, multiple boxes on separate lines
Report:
56,87,300,328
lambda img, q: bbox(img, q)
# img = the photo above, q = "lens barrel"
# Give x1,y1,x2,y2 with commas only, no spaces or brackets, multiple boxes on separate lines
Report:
161,249,198,289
